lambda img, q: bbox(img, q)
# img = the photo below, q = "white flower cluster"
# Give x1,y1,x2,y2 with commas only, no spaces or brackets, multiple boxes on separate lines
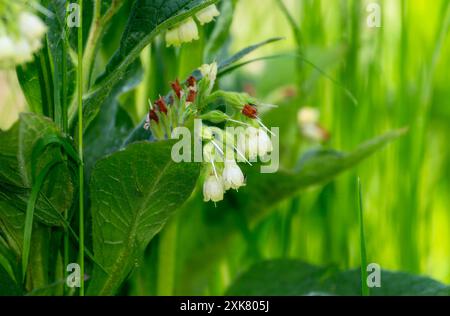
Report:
0,11,47,68
144,62,274,204
165,4,220,47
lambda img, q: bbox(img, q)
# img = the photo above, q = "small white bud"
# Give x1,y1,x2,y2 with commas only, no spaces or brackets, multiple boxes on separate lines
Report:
195,4,220,25
199,62,218,83
203,175,224,202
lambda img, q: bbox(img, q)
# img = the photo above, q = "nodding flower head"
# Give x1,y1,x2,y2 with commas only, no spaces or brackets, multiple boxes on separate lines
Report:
223,160,245,191
242,104,258,119
171,79,183,99
165,27,182,47
195,4,221,25
165,17,199,47
177,17,199,43
257,128,273,157
155,96,168,114
203,174,224,203
238,127,273,160
19,12,47,42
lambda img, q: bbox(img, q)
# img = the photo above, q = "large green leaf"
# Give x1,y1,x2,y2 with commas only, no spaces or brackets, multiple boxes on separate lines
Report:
88,141,201,295
84,60,143,178
81,0,219,131
0,113,74,229
226,260,450,296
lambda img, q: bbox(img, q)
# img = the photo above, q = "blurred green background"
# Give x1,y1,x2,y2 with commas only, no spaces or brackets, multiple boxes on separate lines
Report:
1,0,449,295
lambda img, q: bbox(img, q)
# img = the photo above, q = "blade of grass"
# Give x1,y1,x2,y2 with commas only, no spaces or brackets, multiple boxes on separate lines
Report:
77,0,85,296
22,159,63,283
358,177,369,296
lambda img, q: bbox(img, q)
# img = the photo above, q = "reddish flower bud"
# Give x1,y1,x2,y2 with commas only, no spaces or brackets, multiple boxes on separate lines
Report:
171,79,183,99
186,89,197,103
187,75,197,88
155,96,168,114
242,104,258,119
149,109,159,123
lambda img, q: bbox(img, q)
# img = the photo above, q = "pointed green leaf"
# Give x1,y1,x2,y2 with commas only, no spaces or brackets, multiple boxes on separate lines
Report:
88,140,200,295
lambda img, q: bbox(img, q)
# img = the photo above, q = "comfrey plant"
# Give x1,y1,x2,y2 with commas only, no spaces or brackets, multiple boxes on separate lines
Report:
144,62,277,204
0,0,48,68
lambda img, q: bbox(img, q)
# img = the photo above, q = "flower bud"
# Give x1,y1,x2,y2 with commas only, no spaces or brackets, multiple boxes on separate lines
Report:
200,110,229,124
199,62,218,83
195,4,221,25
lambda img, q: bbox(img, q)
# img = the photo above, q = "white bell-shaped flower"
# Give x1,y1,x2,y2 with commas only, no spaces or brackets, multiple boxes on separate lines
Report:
195,4,220,25
257,129,273,157
203,174,225,202
237,127,259,161
223,160,245,191
177,17,199,44
165,27,182,47
19,12,47,42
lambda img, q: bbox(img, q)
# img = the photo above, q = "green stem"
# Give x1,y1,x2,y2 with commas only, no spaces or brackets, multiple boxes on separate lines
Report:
77,0,85,296
358,178,369,296
83,0,125,89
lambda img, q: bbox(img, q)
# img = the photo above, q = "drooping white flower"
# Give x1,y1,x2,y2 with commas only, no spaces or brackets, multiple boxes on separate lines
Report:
203,174,224,202
19,12,48,42
195,4,220,25
223,160,245,191
177,17,199,44
166,17,199,47
165,27,182,47
0,36,15,61
238,127,259,161
257,128,273,157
